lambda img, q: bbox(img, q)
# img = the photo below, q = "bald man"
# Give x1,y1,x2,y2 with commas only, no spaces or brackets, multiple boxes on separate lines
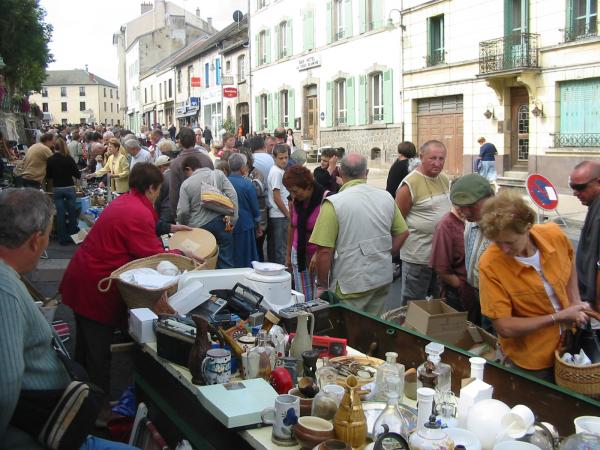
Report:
570,160,600,311
309,153,408,316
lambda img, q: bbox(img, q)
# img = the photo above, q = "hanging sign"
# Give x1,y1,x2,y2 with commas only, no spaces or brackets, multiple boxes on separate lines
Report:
191,77,201,87
223,87,238,98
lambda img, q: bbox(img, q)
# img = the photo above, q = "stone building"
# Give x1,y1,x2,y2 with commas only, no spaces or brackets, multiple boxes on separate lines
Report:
29,69,120,126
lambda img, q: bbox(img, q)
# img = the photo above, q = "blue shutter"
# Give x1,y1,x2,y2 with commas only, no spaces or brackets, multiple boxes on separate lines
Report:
216,59,221,86
205,63,210,88
560,79,600,135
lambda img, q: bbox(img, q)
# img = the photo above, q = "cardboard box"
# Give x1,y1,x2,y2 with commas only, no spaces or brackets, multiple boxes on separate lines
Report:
404,299,468,342
451,324,498,362
129,308,158,344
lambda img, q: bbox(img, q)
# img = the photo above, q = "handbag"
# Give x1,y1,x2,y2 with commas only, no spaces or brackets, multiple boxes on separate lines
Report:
199,171,235,216
10,336,104,450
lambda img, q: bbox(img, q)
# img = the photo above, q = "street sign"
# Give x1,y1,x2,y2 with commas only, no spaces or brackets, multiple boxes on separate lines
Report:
222,76,234,86
190,97,200,107
191,77,201,87
223,87,238,98
526,173,559,210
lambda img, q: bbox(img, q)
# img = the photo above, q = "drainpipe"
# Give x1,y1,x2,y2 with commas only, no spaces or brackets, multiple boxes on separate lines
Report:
247,0,253,133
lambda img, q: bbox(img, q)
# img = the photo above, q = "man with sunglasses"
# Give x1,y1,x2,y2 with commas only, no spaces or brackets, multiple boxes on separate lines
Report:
570,160,600,312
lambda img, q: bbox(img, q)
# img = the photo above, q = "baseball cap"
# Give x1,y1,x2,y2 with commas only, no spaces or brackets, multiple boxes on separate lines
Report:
154,155,171,167
450,173,493,206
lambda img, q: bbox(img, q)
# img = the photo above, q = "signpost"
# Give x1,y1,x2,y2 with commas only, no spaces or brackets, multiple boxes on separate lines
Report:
526,173,568,228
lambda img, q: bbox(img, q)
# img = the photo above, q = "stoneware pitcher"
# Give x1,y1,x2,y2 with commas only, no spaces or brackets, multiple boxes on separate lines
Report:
333,375,367,448
289,311,314,376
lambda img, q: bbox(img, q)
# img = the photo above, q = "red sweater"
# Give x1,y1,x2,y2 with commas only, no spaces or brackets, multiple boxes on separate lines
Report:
60,189,179,327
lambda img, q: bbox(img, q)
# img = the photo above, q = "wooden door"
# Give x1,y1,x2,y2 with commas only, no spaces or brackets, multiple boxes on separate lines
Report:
305,95,317,140
510,87,529,170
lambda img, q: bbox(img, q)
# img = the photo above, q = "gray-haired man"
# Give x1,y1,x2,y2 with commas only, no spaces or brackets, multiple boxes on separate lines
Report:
124,138,152,169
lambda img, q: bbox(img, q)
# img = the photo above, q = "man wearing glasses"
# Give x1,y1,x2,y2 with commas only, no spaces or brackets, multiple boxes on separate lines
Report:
570,160,600,312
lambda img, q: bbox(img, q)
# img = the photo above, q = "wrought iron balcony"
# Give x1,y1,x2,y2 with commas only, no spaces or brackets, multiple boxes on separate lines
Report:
479,33,540,75
552,133,600,148
565,20,598,42
426,50,445,67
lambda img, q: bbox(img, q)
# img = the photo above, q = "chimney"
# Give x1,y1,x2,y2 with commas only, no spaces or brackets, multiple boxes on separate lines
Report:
196,7,200,17
207,17,213,28
84,64,89,72
140,1,152,15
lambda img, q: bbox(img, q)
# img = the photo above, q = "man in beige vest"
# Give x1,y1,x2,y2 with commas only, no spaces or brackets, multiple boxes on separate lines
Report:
310,153,409,316
18,132,55,189
396,140,451,306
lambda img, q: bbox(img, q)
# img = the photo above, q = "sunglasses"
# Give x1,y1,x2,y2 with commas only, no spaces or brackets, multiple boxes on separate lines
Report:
569,177,599,191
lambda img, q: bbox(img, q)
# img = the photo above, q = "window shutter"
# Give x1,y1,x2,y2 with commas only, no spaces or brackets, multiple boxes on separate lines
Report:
287,19,293,56
503,0,513,37
267,93,273,130
344,0,353,37
255,34,260,66
346,76,355,126
303,9,315,51
326,81,334,127
326,1,333,44
383,69,393,124
565,0,574,40
273,92,280,127
275,25,280,59
358,75,367,125
372,0,383,29
289,89,295,127
255,96,261,130
266,30,271,63
359,0,366,33
216,59,221,86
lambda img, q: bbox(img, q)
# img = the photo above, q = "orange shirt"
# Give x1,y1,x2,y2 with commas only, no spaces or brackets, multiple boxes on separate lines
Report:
479,223,572,370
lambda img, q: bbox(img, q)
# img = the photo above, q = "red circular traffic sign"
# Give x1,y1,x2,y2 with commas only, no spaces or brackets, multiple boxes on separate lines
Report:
526,173,559,210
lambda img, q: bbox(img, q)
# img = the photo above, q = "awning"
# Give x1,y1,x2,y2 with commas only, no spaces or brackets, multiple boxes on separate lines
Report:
176,110,198,118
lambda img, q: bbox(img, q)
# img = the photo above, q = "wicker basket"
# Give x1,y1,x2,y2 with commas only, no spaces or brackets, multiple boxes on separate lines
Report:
554,350,600,399
97,253,201,310
380,306,408,326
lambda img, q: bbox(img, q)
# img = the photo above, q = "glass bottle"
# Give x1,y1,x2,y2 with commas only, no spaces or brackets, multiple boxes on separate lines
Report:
417,342,452,393
315,357,337,389
246,330,276,380
372,376,410,442
374,351,405,401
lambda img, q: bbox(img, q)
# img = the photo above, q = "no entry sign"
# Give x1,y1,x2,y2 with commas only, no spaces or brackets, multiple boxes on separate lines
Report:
526,173,559,210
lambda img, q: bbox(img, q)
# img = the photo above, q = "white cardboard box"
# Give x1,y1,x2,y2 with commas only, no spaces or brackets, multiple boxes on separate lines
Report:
129,308,158,344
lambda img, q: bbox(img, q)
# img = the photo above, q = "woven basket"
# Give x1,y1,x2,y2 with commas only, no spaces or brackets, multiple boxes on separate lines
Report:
554,350,600,399
97,253,201,310
380,306,408,326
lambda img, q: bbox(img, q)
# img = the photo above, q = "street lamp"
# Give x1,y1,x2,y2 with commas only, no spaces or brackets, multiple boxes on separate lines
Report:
386,8,405,30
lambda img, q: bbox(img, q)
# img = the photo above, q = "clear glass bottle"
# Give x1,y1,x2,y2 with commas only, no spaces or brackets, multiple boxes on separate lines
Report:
315,357,337,389
246,330,276,380
374,351,405,401
372,376,410,442
417,342,452,393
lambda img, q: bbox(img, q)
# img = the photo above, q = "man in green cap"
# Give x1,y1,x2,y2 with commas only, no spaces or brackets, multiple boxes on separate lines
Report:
449,173,494,328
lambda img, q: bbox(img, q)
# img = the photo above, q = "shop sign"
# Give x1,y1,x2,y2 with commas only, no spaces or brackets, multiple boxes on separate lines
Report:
190,97,200,107
222,76,234,86
176,106,186,114
223,87,238,98
191,77,201,87
297,54,321,71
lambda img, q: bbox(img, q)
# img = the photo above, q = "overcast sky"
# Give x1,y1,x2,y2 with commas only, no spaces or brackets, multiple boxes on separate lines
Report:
40,0,247,85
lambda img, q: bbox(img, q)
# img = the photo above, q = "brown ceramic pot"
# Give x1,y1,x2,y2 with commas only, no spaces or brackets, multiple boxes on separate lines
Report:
292,416,336,450
318,439,352,450
289,387,313,416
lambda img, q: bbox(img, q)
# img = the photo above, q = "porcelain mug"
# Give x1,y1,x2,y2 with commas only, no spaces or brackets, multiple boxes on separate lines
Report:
200,348,231,385
261,394,300,443
237,334,256,353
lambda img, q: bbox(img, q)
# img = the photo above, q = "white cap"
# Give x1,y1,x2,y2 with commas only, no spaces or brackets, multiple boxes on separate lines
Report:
154,155,170,167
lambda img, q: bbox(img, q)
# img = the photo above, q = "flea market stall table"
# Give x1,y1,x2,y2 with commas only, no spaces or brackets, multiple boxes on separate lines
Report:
133,304,600,448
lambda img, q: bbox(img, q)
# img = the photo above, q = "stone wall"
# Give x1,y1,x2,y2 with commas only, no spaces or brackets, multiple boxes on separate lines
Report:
0,112,34,145
319,124,403,167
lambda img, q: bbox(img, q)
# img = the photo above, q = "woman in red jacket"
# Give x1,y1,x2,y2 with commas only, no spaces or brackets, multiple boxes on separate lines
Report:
60,162,194,412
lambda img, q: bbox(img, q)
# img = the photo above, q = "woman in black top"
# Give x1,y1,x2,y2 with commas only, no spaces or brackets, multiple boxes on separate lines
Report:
386,141,417,198
46,138,81,245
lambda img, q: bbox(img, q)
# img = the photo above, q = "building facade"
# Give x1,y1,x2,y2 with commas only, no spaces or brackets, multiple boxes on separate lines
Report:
113,0,216,132
29,69,120,126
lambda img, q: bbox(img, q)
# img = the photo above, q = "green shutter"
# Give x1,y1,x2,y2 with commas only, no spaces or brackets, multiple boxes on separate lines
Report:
346,77,355,126
303,9,315,51
561,79,600,134
504,0,513,36
287,19,293,56
566,0,574,39
383,69,393,124
326,81,333,127
359,0,366,33
255,34,260,66
358,75,367,125
522,0,529,33
273,92,280,128
266,30,271,63
372,0,383,29
267,93,273,130
275,25,280,60
255,96,261,131
344,0,353,37
326,1,333,44
289,89,295,127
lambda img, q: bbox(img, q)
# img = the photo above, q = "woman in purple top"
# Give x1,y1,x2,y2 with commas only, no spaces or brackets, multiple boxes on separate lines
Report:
283,166,329,300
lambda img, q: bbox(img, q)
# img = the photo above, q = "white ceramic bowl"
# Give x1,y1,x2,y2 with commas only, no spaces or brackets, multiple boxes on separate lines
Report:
574,415,600,435
251,261,286,275
446,427,482,450
493,441,541,450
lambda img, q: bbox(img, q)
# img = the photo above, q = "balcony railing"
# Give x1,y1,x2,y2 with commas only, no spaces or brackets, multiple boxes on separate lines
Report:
369,113,384,123
334,115,347,126
479,32,539,75
552,133,600,148
426,50,445,67
565,20,598,42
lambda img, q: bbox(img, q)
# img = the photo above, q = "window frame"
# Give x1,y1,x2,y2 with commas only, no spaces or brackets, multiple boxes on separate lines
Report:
280,90,289,127
42,88,48,97
335,0,346,40
79,86,86,96
279,21,288,58
334,78,347,125
568,0,598,41
427,14,445,66
259,30,267,65
61,102,68,112
60,87,67,97
260,94,268,130
238,55,246,82
42,102,48,112
369,72,384,123
80,101,86,111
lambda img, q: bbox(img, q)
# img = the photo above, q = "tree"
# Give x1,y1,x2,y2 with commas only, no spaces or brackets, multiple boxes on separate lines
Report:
0,0,53,94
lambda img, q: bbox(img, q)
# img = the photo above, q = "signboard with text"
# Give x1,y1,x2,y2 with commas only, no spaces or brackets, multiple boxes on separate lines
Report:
191,77,201,87
190,97,200,107
223,87,238,98
297,54,321,71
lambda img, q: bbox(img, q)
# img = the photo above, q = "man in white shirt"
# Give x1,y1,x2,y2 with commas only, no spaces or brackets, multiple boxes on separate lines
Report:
124,139,152,170
267,144,290,264
251,136,274,181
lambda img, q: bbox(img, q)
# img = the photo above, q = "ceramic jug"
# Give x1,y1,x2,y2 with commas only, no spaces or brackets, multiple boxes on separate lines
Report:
289,311,314,376
188,315,212,385
333,375,367,449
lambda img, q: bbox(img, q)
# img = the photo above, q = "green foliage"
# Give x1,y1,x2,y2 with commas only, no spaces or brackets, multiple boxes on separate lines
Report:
0,0,54,94
222,117,236,135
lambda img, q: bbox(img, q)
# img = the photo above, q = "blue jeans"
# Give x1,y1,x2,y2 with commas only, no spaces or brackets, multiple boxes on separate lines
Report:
53,186,79,244
80,436,139,450
201,216,234,269
267,217,289,264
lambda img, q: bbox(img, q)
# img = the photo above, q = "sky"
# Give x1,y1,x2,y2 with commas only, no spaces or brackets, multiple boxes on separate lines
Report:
39,0,248,85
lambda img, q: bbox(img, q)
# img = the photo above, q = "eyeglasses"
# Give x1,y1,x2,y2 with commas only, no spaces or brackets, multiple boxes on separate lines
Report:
569,178,599,191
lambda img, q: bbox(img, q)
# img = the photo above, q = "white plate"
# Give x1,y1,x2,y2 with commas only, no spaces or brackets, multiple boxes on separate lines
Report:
251,261,286,276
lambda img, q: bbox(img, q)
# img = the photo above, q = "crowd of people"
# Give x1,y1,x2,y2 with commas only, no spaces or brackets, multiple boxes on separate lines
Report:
1,119,599,448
